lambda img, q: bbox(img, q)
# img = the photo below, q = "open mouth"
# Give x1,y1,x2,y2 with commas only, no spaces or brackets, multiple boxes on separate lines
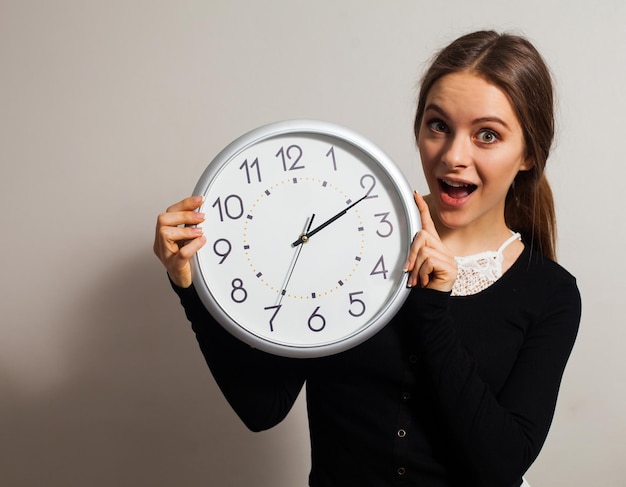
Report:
439,179,477,200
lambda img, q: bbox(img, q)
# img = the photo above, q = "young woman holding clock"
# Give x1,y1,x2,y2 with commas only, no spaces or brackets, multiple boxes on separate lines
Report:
154,30,580,487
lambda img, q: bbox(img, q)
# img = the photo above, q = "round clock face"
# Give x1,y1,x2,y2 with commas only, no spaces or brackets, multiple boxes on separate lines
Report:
192,120,420,358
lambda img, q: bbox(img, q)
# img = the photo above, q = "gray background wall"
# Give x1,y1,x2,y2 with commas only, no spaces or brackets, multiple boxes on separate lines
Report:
1,1,624,486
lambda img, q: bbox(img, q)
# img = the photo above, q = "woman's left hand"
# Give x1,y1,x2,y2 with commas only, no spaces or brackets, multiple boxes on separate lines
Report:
404,192,457,292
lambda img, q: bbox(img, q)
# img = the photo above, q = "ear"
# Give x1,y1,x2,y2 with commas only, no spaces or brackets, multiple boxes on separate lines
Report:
518,155,535,172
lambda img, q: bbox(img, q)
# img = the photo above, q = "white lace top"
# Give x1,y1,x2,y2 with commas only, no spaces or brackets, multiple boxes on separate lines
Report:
451,232,522,296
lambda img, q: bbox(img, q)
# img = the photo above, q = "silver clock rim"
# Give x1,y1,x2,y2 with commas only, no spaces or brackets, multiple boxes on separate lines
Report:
191,119,421,358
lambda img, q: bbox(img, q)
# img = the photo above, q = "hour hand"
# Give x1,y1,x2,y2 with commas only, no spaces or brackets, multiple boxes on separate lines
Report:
292,194,367,247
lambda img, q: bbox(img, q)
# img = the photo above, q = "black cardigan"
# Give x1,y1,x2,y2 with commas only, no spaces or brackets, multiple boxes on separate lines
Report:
173,245,581,487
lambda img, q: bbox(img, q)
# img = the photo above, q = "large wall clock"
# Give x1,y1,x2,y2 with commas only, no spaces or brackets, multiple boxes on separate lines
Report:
191,120,420,358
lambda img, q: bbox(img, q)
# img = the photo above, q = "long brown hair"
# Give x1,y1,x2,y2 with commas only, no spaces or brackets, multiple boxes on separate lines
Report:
414,31,557,260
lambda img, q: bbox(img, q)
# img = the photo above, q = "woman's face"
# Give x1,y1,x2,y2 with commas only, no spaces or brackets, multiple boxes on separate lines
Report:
417,71,532,234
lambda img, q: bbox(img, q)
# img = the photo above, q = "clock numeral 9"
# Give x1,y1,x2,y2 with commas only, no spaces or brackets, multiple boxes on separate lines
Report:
213,238,232,264
348,291,366,317
360,174,379,199
212,195,244,221
276,145,305,171
308,306,326,332
370,255,389,280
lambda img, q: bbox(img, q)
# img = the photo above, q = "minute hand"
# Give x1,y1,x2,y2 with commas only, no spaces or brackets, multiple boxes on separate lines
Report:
292,194,368,247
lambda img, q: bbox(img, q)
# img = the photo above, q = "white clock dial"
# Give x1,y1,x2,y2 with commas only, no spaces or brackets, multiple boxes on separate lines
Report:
192,121,420,357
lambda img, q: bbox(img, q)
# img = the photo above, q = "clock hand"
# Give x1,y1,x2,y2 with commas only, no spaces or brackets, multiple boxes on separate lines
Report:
278,214,315,304
291,194,368,247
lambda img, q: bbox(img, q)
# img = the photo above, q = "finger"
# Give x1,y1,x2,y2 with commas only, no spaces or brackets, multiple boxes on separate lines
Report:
403,227,436,272
413,191,438,237
166,195,204,213
409,249,444,288
154,225,203,264
159,225,204,249
177,234,207,260
157,208,205,230
408,245,440,288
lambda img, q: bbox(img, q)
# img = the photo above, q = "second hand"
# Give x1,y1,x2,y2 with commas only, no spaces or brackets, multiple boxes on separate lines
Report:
278,214,315,305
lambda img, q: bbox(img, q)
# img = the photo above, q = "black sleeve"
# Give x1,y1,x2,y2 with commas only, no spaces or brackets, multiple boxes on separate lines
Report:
409,272,581,486
171,280,306,432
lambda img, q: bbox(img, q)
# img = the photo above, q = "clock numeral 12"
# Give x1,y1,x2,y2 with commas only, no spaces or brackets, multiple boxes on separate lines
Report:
276,145,304,171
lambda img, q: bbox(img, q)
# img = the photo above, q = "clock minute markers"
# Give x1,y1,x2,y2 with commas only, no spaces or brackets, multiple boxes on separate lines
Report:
291,194,368,247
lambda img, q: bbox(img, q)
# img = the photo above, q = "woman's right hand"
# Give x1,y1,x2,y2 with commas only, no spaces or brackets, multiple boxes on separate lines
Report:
153,195,207,288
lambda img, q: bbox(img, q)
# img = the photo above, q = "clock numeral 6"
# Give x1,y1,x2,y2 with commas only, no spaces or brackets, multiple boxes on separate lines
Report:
230,278,248,303
348,291,366,317
308,306,326,332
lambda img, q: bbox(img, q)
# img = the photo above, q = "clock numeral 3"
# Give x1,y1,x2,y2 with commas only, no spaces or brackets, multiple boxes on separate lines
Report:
375,212,394,238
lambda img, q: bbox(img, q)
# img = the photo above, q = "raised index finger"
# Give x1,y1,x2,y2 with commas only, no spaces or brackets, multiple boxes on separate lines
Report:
413,191,438,235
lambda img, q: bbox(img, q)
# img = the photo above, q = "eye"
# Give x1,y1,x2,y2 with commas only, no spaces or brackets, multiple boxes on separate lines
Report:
476,129,499,144
427,119,449,133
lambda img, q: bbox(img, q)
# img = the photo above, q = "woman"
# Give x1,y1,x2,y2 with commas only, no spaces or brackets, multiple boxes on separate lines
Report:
154,31,581,487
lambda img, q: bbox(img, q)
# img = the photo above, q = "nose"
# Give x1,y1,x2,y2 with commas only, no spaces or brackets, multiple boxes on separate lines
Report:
442,134,472,168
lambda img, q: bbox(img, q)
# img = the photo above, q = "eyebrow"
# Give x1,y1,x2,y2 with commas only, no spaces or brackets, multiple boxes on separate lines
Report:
423,103,512,131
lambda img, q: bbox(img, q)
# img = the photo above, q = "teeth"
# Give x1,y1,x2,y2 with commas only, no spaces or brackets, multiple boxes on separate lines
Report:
443,179,471,188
